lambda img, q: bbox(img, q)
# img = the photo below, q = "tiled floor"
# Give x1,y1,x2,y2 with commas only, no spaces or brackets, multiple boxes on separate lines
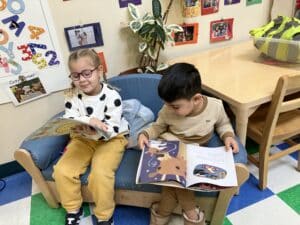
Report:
0,143,299,225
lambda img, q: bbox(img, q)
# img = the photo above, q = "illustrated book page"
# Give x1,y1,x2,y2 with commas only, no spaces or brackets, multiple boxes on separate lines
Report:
26,117,111,140
136,140,237,190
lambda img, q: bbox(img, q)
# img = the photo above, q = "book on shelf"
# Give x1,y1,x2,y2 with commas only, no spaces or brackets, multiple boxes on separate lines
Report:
26,117,111,141
136,140,237,191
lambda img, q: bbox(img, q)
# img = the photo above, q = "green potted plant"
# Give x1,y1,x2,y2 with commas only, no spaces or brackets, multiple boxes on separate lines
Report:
128,0,183,73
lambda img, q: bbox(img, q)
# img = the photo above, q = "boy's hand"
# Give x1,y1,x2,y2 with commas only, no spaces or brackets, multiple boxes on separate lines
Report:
138,133,149,150
89,117,108,131
224,136,239,153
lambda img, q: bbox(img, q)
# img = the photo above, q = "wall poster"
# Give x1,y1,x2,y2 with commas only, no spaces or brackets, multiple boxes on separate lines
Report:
0,0,68,104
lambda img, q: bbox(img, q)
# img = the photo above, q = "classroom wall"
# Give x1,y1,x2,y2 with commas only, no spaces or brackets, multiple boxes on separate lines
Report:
0,0,272,165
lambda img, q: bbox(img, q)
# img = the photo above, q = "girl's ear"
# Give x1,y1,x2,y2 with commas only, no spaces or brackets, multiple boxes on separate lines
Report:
97,64,104,72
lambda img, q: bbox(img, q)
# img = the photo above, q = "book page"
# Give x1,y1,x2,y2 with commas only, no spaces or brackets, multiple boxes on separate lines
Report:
136,140,187,187
26,117,111,140
186,145,237,188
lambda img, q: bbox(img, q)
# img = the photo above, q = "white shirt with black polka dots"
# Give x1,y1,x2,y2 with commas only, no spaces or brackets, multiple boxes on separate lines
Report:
63,83,129,141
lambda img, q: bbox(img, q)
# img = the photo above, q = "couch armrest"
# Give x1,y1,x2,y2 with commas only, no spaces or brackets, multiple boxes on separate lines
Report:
20,135,69,170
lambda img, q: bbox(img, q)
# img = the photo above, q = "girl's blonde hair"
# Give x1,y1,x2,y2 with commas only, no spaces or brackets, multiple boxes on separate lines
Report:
65,49,105,97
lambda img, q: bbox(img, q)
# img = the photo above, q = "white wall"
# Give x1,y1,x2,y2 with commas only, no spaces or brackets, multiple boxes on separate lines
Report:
0,0,272,164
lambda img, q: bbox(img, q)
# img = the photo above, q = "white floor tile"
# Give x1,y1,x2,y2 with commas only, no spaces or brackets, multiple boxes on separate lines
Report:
0,197,31,225
247,147,300,193
228,195,300,225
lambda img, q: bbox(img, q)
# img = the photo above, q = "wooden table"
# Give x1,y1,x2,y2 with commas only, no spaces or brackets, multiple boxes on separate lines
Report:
168,40,300,145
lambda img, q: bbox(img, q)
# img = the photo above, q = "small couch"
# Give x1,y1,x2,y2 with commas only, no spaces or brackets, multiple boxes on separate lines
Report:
14,74,249,225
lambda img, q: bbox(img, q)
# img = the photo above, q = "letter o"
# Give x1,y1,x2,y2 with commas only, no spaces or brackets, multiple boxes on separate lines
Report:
0,0,7,11
0,29,9,45
7,0,25,14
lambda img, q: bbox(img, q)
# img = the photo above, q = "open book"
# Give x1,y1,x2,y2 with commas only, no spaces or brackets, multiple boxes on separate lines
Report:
26,117,111,141
136,140,237,191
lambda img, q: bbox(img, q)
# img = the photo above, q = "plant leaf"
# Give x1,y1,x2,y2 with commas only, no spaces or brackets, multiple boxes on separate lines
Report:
138,23,154,36
145,66,155,73
138,42,148,52
152,0,162,18
148,47,157,59
156,63,169,71
128,3,140,20
166,24,184,33
129,20,143,33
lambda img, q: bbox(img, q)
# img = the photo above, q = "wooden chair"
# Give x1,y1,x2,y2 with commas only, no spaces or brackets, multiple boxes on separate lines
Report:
247,74,300,189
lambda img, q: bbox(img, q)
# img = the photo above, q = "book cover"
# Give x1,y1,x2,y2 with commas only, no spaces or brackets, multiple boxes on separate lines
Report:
136,140,237,190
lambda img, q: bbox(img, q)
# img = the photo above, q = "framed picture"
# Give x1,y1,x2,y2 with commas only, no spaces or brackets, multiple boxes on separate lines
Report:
224,0,240,5
64,23,104,51
246,0,262,6
97,52,107,74
210,18,234,43
174,23,199,46
201,0,219,15
6,73,48,106
182,0,201,18
119,0,141,8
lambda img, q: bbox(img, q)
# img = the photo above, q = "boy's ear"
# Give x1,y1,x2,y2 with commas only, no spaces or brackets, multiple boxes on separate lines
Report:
193,93,202,103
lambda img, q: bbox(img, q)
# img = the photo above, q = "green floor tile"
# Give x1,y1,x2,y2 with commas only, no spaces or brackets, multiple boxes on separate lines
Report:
278,184,300,214
30,193,66,225
246,138,259,154
222,217,233,225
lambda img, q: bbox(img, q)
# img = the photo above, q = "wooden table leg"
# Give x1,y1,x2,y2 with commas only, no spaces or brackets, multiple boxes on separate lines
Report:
229,106,260,146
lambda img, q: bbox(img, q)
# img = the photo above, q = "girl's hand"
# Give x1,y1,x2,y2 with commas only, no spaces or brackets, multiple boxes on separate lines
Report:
224,136,239,153
72,124,97,135
138,133,149,150
89,117,108,131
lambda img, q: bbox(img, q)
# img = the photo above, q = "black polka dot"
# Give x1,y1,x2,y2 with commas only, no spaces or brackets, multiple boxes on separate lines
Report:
105,115,111,120
100,94,106,101
65,101,72,109
107,85,113,90
69,117,74,119
101,119,106,123
104,105,108,112
113,126,119,133
77,94,82,99
98,136,105,141
128,125,130,130
86,107,93,115
114,99,121,107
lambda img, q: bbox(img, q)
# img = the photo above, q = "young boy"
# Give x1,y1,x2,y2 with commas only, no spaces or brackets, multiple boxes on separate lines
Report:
138,63,247,225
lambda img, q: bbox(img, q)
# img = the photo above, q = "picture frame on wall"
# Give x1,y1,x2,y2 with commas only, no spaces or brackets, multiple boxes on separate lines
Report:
119,0,141,8
201,0,219,15
64,23,104,51
6,73,48,106
224,0,240,5
174,23,199,46
210,18,234,43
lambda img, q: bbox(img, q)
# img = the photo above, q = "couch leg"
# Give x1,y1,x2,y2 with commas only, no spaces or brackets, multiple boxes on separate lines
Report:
14,149,59,208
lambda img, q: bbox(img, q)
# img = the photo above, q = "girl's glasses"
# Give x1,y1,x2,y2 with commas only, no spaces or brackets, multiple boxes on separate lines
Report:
69,67,98,81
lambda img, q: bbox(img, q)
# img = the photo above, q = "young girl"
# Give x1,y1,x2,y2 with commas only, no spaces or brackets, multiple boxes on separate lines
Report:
53,49,128,225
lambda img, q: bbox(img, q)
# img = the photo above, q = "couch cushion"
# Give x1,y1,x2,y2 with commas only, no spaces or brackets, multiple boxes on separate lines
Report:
108,74,163,118
42,148,161,193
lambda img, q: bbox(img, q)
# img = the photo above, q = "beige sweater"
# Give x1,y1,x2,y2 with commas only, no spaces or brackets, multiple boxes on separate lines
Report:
143,96,234,145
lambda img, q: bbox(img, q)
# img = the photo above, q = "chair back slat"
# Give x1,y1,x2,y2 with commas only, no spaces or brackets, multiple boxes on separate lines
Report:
260,75,300,149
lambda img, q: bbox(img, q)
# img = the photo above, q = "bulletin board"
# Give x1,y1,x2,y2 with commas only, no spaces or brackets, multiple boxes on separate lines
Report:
0,0,69,104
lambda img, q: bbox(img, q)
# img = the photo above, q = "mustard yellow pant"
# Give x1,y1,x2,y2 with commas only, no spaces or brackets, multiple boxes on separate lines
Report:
52,134,127,220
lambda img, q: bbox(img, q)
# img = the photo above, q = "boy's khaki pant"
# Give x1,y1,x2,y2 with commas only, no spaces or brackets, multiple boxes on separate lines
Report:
157,187,196,216
53,134,127,220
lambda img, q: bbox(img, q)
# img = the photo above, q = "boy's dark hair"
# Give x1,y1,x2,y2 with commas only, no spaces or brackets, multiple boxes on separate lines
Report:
158,63,202,102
